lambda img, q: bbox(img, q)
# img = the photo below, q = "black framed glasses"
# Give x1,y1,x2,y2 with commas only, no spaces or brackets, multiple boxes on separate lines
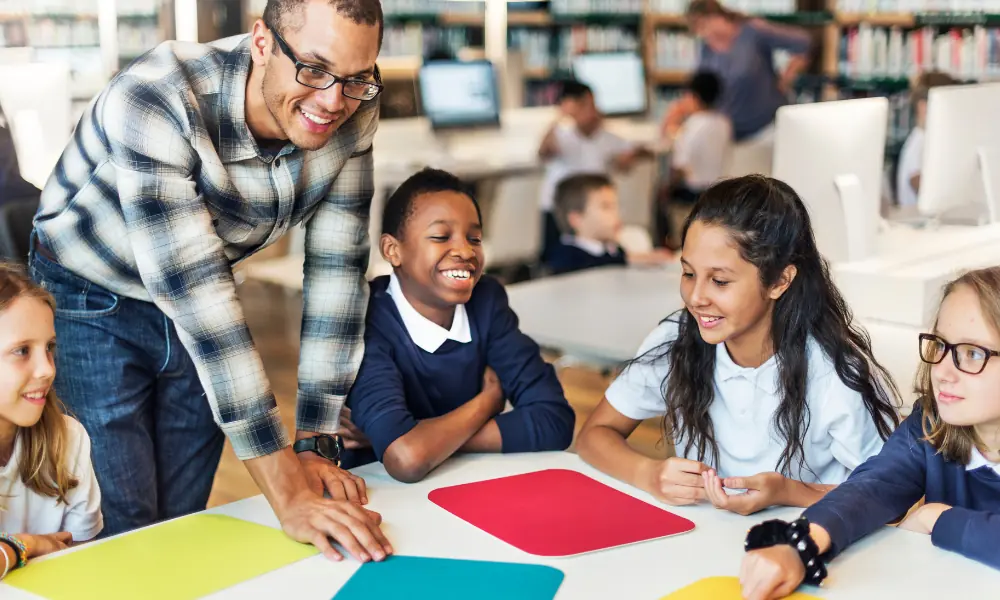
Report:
268,25,383,101
919,333,1000,375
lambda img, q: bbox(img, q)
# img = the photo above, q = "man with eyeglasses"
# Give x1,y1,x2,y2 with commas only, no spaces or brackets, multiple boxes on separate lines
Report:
28,0,392,562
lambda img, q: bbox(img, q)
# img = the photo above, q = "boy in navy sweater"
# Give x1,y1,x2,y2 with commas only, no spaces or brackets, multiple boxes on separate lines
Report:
344,168,575,482
739,266,1000,600
547,173,672,276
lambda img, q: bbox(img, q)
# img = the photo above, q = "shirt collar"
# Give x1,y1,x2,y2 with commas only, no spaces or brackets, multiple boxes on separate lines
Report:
714,342,780,395
217,36,297,164
387,272,472,353
966,447,1000,475
560,235,620,258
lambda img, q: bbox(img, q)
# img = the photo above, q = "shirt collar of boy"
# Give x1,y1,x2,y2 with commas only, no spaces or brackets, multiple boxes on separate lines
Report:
387,272,472,353
561,235,620,257
714,342,780,395
966,446,1000,475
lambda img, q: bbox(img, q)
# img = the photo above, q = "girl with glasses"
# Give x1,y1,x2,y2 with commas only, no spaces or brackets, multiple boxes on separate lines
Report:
739,266,1000,600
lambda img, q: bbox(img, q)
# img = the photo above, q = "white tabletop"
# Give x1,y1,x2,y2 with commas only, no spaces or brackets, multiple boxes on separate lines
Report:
5,452,996,599
506,266,682,364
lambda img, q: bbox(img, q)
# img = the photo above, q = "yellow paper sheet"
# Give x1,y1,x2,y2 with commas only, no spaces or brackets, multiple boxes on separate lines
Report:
6,514,318,600
661,576,820,600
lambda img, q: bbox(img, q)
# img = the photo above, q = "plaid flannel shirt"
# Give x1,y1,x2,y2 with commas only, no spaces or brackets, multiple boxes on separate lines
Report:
34,36,377,460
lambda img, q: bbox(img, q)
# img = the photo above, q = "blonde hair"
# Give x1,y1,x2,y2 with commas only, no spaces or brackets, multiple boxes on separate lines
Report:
917,266,1000,463
0,264,78,504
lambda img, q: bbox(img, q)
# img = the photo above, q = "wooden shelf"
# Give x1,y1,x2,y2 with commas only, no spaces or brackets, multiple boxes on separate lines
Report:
437,13,486,27
647,13,687,27
523,66,552,79
835,12,915,27
508,10,552,27
651,69,689,85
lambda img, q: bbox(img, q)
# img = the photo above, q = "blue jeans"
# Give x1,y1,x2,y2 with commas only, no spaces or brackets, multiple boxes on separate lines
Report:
29,247,225,537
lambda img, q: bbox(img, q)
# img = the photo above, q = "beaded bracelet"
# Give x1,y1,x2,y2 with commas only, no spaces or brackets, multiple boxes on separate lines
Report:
0,534,28,569
744,517,828,586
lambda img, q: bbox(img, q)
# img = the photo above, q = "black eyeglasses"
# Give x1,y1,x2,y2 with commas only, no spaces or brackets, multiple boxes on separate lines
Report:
268,25,383,101
919,333,1000,375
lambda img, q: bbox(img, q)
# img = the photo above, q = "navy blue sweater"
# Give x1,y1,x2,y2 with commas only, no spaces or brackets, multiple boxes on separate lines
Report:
547,242,627,275
343,275,575,468
803,406,1000,570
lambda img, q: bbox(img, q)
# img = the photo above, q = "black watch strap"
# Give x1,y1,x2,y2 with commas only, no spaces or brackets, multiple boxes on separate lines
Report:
745,517,828,586
292,434,343,465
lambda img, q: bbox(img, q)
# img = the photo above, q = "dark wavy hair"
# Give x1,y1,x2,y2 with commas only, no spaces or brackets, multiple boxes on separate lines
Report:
631,175,901,478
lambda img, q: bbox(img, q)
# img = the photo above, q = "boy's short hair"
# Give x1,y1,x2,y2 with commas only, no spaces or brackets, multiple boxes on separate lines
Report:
688,70,722,108
553,173,613,235
558,79,593,103
911,71,958,103
381,168,482,238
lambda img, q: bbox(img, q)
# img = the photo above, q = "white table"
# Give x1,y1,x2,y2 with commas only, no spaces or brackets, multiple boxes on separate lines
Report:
506,266,682,365
5,453,996,599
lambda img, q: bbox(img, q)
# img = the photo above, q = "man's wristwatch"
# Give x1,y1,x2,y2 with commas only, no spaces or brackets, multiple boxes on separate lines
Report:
744,517,828,586
292,434,343,466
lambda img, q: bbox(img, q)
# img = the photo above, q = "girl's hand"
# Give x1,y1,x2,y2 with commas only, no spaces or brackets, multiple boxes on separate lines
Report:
703,470,788,516
642,457,710,505
898,502,952,535
740,545,805,600
21,532,72,559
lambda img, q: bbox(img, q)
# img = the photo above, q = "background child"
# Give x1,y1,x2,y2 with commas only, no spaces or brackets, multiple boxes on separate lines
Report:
345,168,575,482
0,264,101,578
548,173,673,275
895,71,958,209
659,70,732,249
538,80,650,261
576,175,900,516
739,266,1000,600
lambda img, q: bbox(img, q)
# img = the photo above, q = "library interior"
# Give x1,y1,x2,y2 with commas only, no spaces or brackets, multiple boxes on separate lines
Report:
0,0,999,599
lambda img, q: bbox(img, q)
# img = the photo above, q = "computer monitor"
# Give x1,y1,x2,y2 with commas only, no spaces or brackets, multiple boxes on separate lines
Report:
918,82,1000,224
0,62,72,189
773,97,888,263
571,52,647,117
417,60,500,130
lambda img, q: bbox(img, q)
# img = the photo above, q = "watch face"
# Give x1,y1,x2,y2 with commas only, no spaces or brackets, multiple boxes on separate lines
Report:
316,435,340,460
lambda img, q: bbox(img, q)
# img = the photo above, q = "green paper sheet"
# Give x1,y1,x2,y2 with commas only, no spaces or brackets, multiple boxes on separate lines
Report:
5,514,318,600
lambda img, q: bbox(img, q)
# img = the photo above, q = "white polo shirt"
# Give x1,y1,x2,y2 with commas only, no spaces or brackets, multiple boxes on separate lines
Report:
671,111,733,190
387,272,472,353
605,319,887,484
0,416,102,541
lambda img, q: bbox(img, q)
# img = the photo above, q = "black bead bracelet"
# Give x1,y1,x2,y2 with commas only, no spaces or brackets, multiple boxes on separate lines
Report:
744,517,828,586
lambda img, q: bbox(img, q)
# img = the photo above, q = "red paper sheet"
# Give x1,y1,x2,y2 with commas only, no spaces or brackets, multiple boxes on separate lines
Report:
428,469,695,557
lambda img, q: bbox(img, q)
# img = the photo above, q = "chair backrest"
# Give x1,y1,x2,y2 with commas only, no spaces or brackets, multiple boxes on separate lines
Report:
0,194,39,264
482,172,544,268
612,159,657,232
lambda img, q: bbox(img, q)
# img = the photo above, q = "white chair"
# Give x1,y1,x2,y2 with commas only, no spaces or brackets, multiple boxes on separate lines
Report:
612,158,657,233
482,172,544,269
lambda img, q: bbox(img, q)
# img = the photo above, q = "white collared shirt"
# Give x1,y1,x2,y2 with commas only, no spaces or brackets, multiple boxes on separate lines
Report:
560,234,621,257
605,319,887,484
539,123,633,212
387,272,472,353
966,447,1000,476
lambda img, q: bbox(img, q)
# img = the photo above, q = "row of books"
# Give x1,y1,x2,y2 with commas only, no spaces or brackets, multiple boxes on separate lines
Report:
834,0,1000,14
840,25,1000,81
381,0,484,16
382,24,472,58
0,0,97,16
118,23,163,58
550,0,644,15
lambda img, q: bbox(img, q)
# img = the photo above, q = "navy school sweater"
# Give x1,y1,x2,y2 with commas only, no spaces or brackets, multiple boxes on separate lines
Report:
803,405,1000,570
343,275,575,468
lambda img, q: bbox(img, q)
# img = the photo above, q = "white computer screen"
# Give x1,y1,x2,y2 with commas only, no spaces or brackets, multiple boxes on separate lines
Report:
572,52,647,116
418,61,500,129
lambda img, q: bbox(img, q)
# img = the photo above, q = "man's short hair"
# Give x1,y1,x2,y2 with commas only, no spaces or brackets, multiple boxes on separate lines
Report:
558,79,593,103
263,0,384,48
911,71,959,103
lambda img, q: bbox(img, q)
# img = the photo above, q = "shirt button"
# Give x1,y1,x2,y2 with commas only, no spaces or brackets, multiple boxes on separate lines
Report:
274,159,281,167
